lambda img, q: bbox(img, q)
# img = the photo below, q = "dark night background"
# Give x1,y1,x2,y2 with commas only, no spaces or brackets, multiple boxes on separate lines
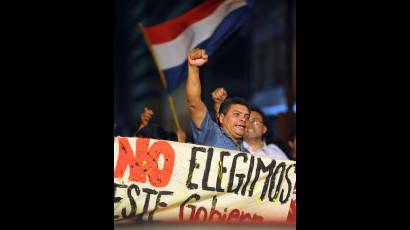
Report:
114,0,296,144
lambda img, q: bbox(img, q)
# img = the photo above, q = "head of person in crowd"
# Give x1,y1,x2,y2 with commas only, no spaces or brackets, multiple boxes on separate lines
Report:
288,129,296,160
216,97,251,142
244,106,269,142
242,106,290,160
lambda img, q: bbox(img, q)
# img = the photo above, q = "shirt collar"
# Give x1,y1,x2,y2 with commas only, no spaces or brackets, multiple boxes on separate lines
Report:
243,141,267,152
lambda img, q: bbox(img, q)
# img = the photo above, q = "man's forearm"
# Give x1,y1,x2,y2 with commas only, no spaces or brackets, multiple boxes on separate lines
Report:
186,64,202,108
214,103,221,114
186,48,208,128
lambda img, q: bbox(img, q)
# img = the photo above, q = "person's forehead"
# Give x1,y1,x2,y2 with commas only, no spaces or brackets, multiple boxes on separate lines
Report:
228,104,249,113
250,111,262,119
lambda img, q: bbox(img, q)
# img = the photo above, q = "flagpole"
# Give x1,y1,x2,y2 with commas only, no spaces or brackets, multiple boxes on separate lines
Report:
138,23,181,131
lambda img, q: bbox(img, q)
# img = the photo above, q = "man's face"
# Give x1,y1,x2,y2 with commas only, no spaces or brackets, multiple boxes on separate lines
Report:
219,104,250,141
244,111,267,140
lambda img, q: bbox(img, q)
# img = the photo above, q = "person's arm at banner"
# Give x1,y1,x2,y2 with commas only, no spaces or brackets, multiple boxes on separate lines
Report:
176,128,187,142
186,48,208,128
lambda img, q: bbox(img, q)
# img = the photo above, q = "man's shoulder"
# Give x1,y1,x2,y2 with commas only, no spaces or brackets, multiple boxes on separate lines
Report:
267,143,284,152
192,109,217,130
266,143,289,159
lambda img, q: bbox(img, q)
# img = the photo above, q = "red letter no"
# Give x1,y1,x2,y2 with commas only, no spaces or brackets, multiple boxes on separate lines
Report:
114,137,175,187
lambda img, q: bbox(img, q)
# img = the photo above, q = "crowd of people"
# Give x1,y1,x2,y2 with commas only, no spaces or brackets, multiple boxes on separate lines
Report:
128,48,296,223
133,48,296,160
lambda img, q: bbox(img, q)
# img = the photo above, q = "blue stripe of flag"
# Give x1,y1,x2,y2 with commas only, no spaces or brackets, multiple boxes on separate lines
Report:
163,0,254,93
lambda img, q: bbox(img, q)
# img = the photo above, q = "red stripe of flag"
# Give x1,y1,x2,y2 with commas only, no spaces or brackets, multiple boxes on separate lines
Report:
143,0,224,45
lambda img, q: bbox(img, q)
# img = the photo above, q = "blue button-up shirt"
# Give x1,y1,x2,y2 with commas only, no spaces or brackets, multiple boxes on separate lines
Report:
191,111,249,152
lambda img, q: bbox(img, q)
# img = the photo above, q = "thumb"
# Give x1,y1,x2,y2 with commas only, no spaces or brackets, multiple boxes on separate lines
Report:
201,49,208,58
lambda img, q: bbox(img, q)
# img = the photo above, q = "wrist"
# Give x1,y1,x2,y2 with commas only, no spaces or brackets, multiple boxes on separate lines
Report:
188,63,199,71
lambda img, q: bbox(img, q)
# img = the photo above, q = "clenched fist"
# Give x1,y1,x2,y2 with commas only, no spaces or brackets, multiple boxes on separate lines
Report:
140,107,154,127
188,48,208,66
212,88,228,104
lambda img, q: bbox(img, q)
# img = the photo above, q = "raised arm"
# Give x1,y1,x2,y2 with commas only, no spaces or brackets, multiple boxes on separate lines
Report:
186,48,208,128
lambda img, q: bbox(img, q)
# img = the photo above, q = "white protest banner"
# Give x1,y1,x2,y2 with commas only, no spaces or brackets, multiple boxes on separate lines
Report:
114,137,296,223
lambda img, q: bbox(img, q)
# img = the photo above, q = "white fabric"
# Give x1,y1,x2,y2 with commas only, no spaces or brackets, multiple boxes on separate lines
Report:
152,0,247,70
243,141,289,160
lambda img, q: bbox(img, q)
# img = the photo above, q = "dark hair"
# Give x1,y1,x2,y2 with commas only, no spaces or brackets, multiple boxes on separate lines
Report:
288,129,296,141
217,97,250,125
219,97,250,115
135,123,178,141
250,106,268,126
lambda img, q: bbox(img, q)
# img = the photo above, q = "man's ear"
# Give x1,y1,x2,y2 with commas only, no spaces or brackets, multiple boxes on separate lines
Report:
288,140,294,148
218,113,225,125
262,125,267,135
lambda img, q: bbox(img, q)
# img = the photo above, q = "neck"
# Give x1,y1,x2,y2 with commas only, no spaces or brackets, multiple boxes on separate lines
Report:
245,138,265,150
291,150,296,160
231,136,241,146
222,127,241,146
